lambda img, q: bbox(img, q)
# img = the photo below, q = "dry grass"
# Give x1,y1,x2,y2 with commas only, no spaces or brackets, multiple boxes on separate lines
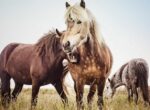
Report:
0,89,149,110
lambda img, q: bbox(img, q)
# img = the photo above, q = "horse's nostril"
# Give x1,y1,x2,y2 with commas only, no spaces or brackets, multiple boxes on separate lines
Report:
66,41,70,47
63,44,65,48
64,41,70,49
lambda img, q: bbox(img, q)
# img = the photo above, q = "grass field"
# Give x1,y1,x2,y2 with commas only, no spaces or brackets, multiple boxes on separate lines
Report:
0,88,149,110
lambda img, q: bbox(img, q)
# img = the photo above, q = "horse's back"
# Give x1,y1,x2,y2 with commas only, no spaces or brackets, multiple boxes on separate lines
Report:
0,43,20,71
129,58,149,77
123,58,149,85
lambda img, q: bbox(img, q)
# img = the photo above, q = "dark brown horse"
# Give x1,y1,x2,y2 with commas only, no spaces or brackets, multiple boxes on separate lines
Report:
57,0,113,110
0,30,68,107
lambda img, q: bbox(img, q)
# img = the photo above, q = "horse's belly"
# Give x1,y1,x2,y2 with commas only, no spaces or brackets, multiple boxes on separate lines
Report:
6,62,32,84
69,61,106,85
8,70,32,84
12,73,32,84
70,64,103,76
70,67,104,84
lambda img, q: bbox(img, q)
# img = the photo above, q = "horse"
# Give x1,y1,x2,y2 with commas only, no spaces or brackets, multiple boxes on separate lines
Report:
56,0,113,110
106,58,149,105
0,30,68,108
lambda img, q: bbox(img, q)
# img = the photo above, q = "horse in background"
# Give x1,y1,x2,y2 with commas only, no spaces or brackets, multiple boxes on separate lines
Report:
57,0,113,109
106,58,149,105
0,30,68,108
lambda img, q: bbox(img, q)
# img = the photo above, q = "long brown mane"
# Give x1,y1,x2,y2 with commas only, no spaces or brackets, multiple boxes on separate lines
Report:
35,31,60,57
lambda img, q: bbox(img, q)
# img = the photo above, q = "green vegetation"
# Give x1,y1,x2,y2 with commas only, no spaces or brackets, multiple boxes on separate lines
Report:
0,89,149,110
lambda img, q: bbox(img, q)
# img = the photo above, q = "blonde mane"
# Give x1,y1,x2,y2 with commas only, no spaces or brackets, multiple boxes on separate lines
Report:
64,3,105,46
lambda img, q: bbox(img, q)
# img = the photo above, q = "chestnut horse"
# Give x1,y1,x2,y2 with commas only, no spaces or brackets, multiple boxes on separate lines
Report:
57,0,113,110
0,30,68,107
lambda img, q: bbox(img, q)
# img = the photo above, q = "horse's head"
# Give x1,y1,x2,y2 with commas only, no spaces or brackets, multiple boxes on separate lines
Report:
56,29,80,63
35,29,69,64
62,0,90,53
105,74,117,98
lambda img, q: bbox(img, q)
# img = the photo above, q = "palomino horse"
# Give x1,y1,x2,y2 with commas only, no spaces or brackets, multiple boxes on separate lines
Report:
57,0,113,109
106,58,149,105
0,30,68,107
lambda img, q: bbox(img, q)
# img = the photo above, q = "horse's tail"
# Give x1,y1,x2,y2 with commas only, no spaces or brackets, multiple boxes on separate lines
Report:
0,43,19,93
137,60,149,103
62,64,69,95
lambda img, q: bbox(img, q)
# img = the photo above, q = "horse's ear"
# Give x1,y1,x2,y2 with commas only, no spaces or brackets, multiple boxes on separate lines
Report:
108,78,111,82
56,29,62,38
80,0,85,8
66,2,70,8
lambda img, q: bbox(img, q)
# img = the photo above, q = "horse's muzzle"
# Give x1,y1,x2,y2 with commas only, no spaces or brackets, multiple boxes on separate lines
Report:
63,41,71,52
66,50,80,64
67,52,78,63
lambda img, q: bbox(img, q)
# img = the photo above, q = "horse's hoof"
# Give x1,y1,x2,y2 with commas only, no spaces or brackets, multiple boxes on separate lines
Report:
31,106,36,110
144,102,150,107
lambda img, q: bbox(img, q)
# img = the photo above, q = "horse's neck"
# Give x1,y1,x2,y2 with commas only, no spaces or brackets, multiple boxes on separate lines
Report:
114,72,124,88
78,17,105,55
87,34,101,51
41,50,64,66
114,65,128,88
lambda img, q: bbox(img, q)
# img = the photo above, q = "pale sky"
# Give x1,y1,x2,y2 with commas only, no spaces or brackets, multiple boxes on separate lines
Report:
0,0,150,87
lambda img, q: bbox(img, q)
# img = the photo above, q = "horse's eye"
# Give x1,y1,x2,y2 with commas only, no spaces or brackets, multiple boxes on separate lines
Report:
77,20,82,24
107,87,109,89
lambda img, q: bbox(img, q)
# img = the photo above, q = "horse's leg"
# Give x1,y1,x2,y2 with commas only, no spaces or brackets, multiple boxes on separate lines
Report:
54,81,68,104
130,89,133,98
127,88,131,102
31,80,40,107
127,88,133,102
132,85,138,104
1,71,11,107
97,78,105,110
11,82,23,101
87,84,96,110
74,81,84,110
141,85,149,106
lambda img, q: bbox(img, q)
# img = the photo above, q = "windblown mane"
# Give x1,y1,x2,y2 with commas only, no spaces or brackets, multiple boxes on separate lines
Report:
64,3,104,46
87,9,105,46
35,30,59,57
